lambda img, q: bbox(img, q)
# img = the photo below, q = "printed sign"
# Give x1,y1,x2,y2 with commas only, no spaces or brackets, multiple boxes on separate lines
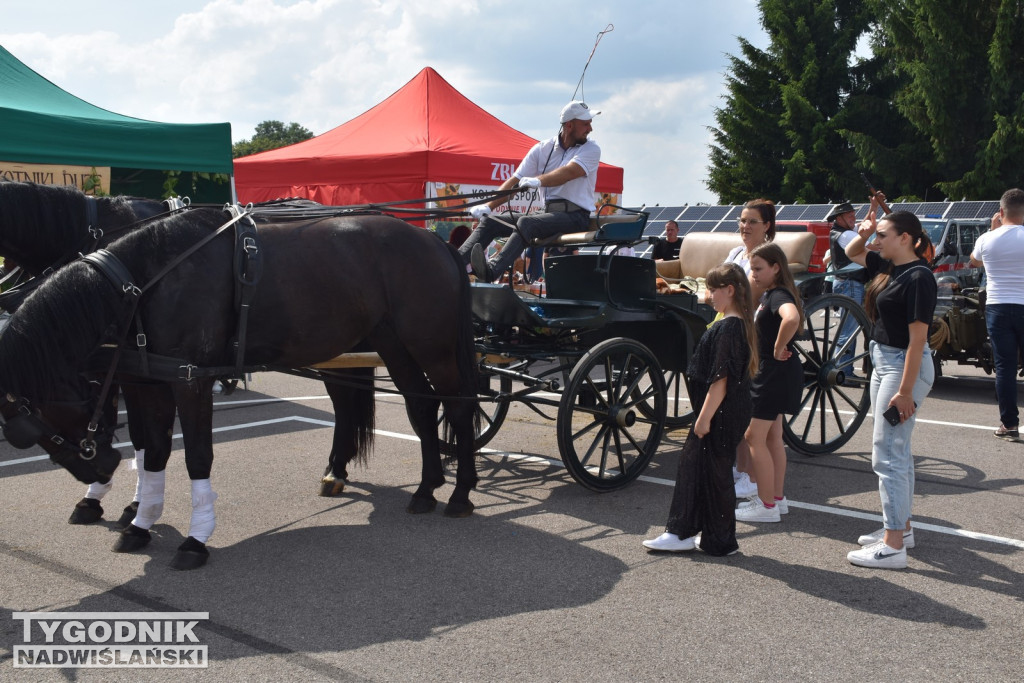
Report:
0,161,111,195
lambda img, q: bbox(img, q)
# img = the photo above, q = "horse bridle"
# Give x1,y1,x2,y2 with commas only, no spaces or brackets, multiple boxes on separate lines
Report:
0,391,110,466
0,203,247,466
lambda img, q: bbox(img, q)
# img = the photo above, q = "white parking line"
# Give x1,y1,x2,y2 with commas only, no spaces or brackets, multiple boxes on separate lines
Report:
4,405,1020,549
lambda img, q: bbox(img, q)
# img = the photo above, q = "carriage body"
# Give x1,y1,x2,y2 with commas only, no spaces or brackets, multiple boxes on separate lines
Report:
465,208,719,491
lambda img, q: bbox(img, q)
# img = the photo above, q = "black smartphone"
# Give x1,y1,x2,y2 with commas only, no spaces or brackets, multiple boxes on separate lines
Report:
882,403,917,426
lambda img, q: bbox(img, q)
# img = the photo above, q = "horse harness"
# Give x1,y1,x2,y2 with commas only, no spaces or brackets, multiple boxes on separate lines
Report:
1,205,264,462
0,196,191,313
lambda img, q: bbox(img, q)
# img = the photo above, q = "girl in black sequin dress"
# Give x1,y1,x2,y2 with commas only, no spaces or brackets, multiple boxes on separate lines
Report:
643,263,758,556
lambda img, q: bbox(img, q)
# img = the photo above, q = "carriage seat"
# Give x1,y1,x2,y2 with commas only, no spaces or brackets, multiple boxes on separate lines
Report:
655,231,816,281
529,213,646,249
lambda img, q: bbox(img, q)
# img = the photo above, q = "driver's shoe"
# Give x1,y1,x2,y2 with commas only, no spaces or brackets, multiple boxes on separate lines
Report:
470,244,494,282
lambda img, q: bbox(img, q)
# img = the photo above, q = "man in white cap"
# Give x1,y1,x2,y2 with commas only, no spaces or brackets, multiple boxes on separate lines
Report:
460,100,601,282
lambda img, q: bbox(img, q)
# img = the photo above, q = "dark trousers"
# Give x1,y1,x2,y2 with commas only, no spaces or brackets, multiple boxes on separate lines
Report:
664,431,740,556
458,209,589,278
985,303,1024,428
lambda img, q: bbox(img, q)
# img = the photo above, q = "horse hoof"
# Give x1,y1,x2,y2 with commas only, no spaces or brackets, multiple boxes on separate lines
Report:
319,477,347,497
68,498,103,525
443,501,475,518
170,537,209,571
406,495,438,514
117,502,139,528
112,524,151,553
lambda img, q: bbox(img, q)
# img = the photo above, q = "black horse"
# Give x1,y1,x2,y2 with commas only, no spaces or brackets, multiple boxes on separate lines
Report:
0,182,389,528
0,205,479,569
0,180,170,524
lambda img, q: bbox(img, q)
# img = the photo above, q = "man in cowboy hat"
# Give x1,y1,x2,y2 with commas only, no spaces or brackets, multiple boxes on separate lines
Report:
460,100,602,282
828,201,868,374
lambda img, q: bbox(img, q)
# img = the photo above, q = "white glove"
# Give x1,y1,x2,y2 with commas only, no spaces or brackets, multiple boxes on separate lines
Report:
469,204,492,220
518,177,542,189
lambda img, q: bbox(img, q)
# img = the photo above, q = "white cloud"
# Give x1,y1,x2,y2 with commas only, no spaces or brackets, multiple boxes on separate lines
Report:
1,0,769,205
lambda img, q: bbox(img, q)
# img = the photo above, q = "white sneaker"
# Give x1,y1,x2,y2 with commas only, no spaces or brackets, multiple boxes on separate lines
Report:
735,497,781,523
847,540,907,569
642,532,697,552
775,497,789,514
857,527,915,549
734,473,758,498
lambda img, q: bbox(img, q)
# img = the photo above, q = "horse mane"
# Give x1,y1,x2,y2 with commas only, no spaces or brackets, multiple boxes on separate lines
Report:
0,261,120,401
0,181,157,274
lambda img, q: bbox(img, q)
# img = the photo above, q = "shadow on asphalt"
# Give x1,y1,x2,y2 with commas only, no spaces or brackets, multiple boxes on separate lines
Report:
39,480,631,661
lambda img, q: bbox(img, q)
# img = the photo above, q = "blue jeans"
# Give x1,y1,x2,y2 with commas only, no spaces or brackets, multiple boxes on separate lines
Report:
832,278,865,372
869,341,934,531
985,303,1024,428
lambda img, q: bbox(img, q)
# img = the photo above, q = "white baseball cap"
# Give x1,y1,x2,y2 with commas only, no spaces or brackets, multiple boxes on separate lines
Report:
560,101,600,123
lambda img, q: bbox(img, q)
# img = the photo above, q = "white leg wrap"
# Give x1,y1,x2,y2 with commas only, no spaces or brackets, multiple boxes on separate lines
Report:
131,450,145,502
131,468,165,530
187,479,218,543
84,479,113,501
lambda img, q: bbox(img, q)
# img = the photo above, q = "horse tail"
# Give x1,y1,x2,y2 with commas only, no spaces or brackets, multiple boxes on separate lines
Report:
323,367,375,468
349,367,376,463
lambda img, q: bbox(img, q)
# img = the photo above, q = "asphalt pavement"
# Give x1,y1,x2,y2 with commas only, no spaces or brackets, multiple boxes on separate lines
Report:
1,363,1021,681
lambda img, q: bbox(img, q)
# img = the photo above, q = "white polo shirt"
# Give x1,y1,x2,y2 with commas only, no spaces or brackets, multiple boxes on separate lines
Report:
514,135,601,212
972,224,1024,305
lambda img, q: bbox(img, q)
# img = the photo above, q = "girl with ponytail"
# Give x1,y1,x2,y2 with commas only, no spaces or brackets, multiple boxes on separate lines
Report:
843,193,937,569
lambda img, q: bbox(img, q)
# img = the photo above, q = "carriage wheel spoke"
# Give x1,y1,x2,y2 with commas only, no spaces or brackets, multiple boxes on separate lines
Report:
830,384,864,412
612,428,627,475
798,386,822,442
571,416,604,442
577,423,610,470
581,375,611,412
817,386,828,443
825,387,847,435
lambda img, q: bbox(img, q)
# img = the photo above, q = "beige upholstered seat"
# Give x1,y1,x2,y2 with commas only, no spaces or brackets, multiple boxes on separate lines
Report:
655,231,816,281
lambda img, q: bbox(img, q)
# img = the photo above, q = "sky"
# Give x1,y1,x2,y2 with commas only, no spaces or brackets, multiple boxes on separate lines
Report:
1,0,770,207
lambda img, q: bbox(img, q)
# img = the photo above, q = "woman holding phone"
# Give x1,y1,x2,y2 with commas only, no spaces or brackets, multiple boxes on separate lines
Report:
843,195,937,569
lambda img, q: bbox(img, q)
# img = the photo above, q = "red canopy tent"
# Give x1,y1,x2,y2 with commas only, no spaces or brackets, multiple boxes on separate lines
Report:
233,67,623,208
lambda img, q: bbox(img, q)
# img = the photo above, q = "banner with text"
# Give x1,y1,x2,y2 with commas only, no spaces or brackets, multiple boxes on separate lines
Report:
0,161,111,195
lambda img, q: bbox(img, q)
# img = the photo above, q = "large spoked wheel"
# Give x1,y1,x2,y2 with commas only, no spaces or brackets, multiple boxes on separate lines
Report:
783,293,872,454
439,370,512,455
635,369,693,429
557,338,666,491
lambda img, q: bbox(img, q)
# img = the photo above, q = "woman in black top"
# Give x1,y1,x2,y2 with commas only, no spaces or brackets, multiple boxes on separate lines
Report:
844,197,936,569
736,242,805,524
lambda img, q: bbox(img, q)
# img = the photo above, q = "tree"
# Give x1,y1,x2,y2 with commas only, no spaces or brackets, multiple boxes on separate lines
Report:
838,49,938,201
232,120,314,158
870,0,1024,199
707,38,789,203
707,1,873,204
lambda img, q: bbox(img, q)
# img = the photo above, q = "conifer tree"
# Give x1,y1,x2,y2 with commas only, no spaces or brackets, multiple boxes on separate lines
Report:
708,0,872,203
871,0,1024,198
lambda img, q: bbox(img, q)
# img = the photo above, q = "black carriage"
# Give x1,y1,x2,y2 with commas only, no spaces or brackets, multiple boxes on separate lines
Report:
454,208,876,492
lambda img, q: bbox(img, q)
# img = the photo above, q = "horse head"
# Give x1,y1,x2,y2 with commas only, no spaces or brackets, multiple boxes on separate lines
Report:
0,381,122,484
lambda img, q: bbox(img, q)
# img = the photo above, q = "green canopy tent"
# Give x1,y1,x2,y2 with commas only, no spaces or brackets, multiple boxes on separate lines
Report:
0,45,232,200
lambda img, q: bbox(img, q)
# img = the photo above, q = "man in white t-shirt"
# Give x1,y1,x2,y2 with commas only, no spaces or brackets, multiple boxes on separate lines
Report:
970,187,1024,440
460,101,601,282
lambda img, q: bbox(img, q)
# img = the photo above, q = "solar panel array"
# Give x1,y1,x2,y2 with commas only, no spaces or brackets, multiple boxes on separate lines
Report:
626,199,1001,256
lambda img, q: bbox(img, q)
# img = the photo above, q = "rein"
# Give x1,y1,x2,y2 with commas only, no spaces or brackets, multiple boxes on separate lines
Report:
223,187,523,223
74,206,255,451
0,196,191,311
